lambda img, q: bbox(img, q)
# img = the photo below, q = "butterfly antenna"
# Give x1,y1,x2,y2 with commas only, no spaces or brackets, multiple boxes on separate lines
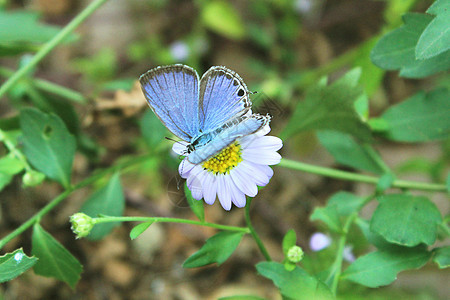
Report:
250,90,258,95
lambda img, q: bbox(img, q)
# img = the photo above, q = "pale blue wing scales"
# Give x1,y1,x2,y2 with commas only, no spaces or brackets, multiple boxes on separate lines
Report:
198,66,251,132
139,65,200,141
188,114,270,164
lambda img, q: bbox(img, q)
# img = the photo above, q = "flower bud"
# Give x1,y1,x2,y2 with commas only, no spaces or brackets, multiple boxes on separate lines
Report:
70,213,94,239
22,170,45,187
287,245,304,263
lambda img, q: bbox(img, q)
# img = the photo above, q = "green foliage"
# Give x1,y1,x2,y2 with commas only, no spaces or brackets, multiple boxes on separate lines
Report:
282,229,297,271
370,194,442,246
371,13,450,78
31,223,82,289
327,191,365,216
140,110,168,148
377,88,450,142
0,248,37,283
201,1,245,40
19,107,76,188
129,222,154,240
341,246,431,288
71,48,117,83
183,231,245,268
415,0,450,59
185,183,205,222
218,296,266,300
0,10,76,56
81,173,125,240
311,205,342,233
0,153,25,191
256,262,333,300
317,131,385,174
433,246,450,268
282,69,372,142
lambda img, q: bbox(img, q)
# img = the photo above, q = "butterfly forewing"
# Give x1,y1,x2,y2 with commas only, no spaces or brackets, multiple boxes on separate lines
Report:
198,66,251,133
139,65,200,141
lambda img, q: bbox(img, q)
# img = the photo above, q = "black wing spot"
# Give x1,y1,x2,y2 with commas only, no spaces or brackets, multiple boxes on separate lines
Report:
233,79,239,86
237,89,245,97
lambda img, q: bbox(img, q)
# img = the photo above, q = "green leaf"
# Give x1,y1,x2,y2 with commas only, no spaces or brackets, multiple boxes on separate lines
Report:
185,183,205,222
183,231,245,268
256,262,333,300
201,1,245,40
282,229,296,255
130,221,154,240
0,10,76,56
341,246,431,287
371,13,450,78
310,205,342,233
20,107,76,188
379,88,450,142
0,154,26,192
0,248,37,283
219,296,266,300
282,68,372,142
219,295,266,300
140,110,168,147
370,194,442,246
81,173,125,240
376,173,395,193
327,191,366,216
31,223,82,289
415,1,450,59
317,130,385,174
433,246,450,268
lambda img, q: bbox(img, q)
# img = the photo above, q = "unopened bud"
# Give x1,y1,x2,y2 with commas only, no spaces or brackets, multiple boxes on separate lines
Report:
70,213,94,239
22,170,45,187
287,245,304,263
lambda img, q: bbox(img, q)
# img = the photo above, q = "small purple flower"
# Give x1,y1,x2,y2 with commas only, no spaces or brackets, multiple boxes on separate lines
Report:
309,232,331,251
170,41,190,61
343,245,356,262
173,124,282,210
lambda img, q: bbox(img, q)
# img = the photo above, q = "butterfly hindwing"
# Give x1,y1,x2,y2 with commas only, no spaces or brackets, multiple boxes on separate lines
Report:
139,64,200,141
188,114,270,164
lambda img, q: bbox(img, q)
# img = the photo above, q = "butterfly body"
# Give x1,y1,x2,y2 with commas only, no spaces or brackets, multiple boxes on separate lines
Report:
139,64,270,164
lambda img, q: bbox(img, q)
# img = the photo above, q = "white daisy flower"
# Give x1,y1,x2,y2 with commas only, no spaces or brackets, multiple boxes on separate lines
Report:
172,125,282,210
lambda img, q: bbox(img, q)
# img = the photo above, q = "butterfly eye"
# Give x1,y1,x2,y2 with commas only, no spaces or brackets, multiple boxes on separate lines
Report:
237,89,245,97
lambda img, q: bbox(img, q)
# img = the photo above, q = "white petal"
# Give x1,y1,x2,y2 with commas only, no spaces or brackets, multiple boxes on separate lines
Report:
230,167,258,197
172,141,189,155
229,180,246,208
252,163,274,179
240,161,270,186
187,166,204,200
203,172,217,205
241,136,282,152
217,175,232,211
242,150,281,165
178,158,195,178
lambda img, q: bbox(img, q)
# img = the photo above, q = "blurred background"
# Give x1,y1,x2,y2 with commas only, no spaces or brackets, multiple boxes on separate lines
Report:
0,0,448,299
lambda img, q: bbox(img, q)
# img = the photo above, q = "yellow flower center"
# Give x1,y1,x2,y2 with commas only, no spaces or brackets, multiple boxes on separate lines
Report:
202,142,243,174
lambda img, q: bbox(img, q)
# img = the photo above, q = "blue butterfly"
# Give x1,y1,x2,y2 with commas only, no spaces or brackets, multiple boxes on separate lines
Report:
139,65,270,164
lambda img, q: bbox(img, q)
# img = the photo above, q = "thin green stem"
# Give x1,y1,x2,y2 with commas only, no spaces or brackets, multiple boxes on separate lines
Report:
0,129,32,172
279,158,447,192
0,153,154,250
0,66,86,103
244,197,272,261
93,216,250,233
329,212,358,295
0,0,108,99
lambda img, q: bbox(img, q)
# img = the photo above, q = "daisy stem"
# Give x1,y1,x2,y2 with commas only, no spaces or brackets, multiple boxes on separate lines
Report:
245,197,272,261
92,216,250,233
278,158,447,192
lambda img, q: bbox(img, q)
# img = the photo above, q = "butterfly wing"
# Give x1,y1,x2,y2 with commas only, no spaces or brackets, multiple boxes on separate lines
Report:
188,114,270,164
198,66,251,133
139,64,200,141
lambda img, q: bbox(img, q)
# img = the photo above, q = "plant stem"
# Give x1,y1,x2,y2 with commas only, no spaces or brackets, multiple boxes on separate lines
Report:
0,129,32,172
93,216,250,233
329,212,357,295
279,158,447,192
0,66,86,103
0,153,153,250
244,197,272,261
0,0,108,99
